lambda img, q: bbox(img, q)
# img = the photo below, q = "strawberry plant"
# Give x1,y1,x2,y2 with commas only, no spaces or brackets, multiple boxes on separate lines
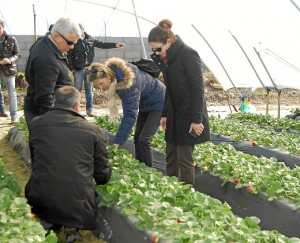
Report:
228,113,300,132
209,115,300,155
194,142,300,206
0,158,57,243
13,116,30,141
96,147,300,242
94,115,300,205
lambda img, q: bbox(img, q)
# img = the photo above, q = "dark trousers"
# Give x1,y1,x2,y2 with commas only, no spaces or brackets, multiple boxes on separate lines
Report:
24,110,38,127
134,110,162,167
166,143,195,185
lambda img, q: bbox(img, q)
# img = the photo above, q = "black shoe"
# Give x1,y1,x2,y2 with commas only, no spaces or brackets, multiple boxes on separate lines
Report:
0,111,8,117
40,219,64,234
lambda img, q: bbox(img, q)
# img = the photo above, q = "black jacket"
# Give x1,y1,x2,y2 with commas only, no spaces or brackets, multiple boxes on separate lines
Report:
67,33,117,71
24,35,73,116
25,105,112,229
0,30,20,75
151,37,210,145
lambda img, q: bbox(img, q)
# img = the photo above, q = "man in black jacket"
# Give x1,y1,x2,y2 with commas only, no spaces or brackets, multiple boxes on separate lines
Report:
25,86,112,231
67,24,125,117
24,17,81,125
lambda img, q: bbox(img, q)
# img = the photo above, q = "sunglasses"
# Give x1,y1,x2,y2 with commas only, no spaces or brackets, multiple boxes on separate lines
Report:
57,32,75,46
151,43,166,53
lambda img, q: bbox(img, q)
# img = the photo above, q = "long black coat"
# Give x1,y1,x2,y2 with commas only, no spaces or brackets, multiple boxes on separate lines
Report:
151,37,210,145
25,106,112,229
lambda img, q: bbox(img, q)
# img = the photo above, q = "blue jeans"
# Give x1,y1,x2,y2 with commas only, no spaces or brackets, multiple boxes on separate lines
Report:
73,69,93,109
133,111,162,167
0,71,18,117
0,82,4,112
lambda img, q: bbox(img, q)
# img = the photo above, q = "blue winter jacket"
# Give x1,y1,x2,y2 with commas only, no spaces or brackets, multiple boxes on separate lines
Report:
105,58,165,145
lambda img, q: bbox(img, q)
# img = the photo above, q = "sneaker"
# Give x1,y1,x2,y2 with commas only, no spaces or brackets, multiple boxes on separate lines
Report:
11,116,18,124
0,111,8,117
86,109,94,117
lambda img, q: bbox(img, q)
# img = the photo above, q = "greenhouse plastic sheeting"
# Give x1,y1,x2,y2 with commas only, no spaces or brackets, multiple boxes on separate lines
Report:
94,206,152,243
210,133,300,169
194,169,300,238
8,127,31,165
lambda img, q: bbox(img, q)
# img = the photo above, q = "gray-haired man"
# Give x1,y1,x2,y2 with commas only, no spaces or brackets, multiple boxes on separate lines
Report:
24,17,81,126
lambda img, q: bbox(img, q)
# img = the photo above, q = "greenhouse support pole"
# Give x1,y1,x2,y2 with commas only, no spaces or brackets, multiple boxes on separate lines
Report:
253,47,281,116
253,47,278,89
32,5,37,43
132,0,147,59
290,0,300,12
266,90,270,115
191,24,239,113
229,31,272,115
278,90,282,118
229,31,267,90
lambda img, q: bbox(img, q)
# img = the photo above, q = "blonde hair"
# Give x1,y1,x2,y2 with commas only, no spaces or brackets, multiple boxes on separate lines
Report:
87,62,116,82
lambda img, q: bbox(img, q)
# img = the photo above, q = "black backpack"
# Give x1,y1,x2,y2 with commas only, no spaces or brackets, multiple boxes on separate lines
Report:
130,59,161,78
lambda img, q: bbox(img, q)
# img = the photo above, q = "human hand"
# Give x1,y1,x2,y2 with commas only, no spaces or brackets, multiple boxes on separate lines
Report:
189,123,204,137
160,117,167,130
2,58,11,65
114,143,120,149
116,43,125,49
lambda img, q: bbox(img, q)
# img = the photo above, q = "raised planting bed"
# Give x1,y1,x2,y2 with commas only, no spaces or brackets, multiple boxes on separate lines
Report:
93,116,300,238
95,147,300,242
9,118,300,242
209,115,300,168
210,133,300,169
227,112,300,133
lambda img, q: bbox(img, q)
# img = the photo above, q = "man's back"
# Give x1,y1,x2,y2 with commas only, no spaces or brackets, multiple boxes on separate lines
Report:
25,105,111,230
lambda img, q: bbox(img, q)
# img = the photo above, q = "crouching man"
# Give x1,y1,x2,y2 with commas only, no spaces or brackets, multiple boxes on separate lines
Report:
25,86,112,231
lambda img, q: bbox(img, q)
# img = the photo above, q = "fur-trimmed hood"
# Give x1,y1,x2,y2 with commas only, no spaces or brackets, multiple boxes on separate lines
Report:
105,57,135,90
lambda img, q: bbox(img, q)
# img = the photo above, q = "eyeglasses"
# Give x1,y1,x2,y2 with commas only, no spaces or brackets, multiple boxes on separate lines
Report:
57,32,75,46
151,44,165,53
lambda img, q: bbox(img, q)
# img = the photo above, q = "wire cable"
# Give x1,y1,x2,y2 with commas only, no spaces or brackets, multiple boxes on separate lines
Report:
264,48,300,73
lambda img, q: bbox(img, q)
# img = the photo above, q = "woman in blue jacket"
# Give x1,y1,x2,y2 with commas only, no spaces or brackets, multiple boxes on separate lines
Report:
88,57,166,167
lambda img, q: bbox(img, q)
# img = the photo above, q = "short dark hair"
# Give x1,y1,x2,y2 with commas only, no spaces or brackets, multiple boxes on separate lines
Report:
54,86,81,107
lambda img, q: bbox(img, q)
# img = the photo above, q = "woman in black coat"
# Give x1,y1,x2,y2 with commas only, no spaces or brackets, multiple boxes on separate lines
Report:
148,19,210,185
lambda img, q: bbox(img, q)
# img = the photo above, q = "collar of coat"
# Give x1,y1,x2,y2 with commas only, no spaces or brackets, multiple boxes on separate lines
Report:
166,36,185,65
105,57,135,90
46,34,68,61
52,104,86,119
